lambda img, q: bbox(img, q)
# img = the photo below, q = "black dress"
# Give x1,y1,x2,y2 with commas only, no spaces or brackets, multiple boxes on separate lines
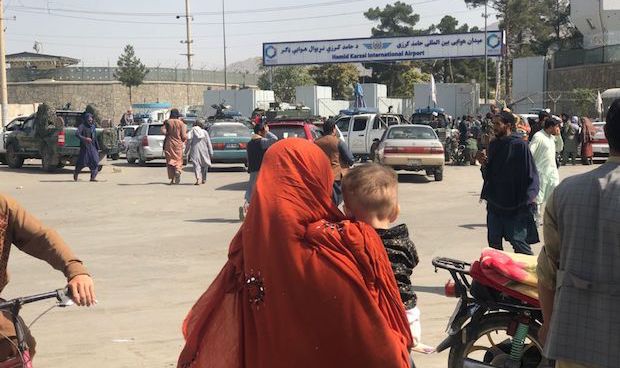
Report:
375,224,419,310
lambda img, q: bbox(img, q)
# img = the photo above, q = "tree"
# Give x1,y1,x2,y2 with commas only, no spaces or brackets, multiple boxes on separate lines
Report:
394,66,430,97
257,66,315,103
363,2,429,95
463,0,577,100
309,64,360,100
114,45,149,105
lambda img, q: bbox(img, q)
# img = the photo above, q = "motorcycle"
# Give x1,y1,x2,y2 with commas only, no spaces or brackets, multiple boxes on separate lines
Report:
432,257,554,368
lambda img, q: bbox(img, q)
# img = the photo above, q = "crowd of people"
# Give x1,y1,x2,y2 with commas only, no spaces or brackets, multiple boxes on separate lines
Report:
1,99,618,367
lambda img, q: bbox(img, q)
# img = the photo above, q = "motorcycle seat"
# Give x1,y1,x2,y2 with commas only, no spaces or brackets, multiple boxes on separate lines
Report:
470,261,540,308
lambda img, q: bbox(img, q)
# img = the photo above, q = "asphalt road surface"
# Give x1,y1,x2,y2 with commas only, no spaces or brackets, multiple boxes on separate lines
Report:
0,157,603,367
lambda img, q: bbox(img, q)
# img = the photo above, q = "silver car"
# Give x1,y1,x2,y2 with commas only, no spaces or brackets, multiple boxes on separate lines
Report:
126,123,166,165
119,125,139,155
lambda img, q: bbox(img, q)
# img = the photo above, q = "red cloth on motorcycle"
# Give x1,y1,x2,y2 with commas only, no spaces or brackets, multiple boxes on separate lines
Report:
177,138,412,368
470,261,540,307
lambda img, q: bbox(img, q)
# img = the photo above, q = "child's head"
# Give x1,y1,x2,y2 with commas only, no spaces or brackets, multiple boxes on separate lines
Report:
341,164,400,225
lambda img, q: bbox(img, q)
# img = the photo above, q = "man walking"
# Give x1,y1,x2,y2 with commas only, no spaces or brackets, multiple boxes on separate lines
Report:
477,111,540,255
314,119,355,205
561,116,580,165
530,116,562,222
74,113,100,182
240,123,278,220
537,99,620,368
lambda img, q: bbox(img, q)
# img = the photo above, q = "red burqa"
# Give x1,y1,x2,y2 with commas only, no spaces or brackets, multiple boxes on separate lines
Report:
177,139,412,368
580,117,595,159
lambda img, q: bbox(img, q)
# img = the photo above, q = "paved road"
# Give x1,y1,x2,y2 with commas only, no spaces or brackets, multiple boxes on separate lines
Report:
0,157,602,367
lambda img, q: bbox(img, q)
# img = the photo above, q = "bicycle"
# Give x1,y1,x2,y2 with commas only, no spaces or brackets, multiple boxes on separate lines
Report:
0,289,73,368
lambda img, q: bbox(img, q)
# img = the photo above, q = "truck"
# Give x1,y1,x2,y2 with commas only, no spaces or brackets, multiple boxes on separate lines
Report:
334,109,410,160
3,108,119,172
411,107,458,161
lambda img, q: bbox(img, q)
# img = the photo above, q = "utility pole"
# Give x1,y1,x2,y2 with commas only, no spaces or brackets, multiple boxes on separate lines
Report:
178,0,193,105
222,0,228,90
0,0,8,127
484,0,488,104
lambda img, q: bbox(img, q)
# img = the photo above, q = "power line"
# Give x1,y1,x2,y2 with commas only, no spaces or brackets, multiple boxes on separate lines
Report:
7,0,376,17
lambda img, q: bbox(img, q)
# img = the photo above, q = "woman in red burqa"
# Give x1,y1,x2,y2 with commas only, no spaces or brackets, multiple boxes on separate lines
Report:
177,139,412,368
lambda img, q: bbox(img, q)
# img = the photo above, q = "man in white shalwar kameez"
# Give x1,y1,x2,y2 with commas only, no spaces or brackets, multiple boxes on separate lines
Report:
185,121,214,185
530,117,562,221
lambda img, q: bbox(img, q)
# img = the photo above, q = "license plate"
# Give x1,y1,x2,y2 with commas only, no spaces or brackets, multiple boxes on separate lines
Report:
408,159,422,166
225,143,239,149
446,299,462,332
602,146,609,153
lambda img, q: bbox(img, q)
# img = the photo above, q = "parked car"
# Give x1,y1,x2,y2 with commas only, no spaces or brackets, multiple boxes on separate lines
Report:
267,119,322,141
126,122,167,165
335,112,409,160
119,125,139,155
375,124,445,181
208,122,251,166
592,121,609,156
3,110,119,172
0,116,29,164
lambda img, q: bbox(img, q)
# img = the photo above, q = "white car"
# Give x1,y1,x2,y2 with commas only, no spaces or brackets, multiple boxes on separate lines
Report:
126,123,166,165
335,113,409,159
375,124,445,181
119,125,139,155
592,121,609,156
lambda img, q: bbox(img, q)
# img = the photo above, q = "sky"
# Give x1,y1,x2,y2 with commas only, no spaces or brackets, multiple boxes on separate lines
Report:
4,0,498,70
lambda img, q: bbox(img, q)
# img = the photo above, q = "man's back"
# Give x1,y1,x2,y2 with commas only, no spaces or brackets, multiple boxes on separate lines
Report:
544,157,620,367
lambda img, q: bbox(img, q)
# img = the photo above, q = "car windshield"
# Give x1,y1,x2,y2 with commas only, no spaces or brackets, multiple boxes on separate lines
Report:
123,127,136,137
269,126,307,139
209,125,251,138
387,126,437,140
148,125,164,136
411,113,446,128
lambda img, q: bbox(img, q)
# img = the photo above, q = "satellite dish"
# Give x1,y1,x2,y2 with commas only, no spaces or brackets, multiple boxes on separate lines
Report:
33,41,42,54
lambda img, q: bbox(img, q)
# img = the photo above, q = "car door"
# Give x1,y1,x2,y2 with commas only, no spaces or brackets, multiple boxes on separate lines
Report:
368,115,389,151
335,117,351,146
127,125,144,157
349,116,369,154
18,118,38,153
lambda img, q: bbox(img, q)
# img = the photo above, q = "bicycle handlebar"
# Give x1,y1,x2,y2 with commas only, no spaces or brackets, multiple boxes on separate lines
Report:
0,288,72,310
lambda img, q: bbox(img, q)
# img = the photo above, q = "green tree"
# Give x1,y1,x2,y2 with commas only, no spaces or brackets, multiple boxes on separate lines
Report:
257,66,315,103
309,64,360,100
570,88,596,117
363,2,428,96
114,45,149,105
394,65,430,97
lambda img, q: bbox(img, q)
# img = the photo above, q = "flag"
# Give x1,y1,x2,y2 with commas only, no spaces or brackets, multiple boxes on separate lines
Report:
596,90,603,117
430,75,437,105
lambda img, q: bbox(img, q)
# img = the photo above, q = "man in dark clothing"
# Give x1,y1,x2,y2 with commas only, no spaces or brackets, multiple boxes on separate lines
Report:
459,116,469,145
74,113,100,182
314,119,355,205
529,110,548,141
477,111,540,254
240,123,278,219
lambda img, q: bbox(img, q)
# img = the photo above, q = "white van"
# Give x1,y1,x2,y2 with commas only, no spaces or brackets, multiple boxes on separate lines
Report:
335,113,409,159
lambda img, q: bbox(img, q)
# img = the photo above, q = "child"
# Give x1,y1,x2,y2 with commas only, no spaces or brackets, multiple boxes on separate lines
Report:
341,164,422,348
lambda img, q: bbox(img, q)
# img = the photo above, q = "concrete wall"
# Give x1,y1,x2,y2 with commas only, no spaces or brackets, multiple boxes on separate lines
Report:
7,80,246,122
512,56,546,113
547,62,620,92
414,83,480,118
1,103,39,123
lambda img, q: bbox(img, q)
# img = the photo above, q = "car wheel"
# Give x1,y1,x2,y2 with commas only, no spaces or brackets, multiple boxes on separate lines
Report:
110,153,120,160
6,145,24,169
41,146,58,173
434,168,444,181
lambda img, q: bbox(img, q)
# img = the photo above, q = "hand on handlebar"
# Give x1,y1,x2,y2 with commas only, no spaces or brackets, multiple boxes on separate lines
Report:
67,274,96,307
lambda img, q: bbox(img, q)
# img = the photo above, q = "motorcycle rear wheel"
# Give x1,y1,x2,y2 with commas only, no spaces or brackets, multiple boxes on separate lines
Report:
447,313,549,368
